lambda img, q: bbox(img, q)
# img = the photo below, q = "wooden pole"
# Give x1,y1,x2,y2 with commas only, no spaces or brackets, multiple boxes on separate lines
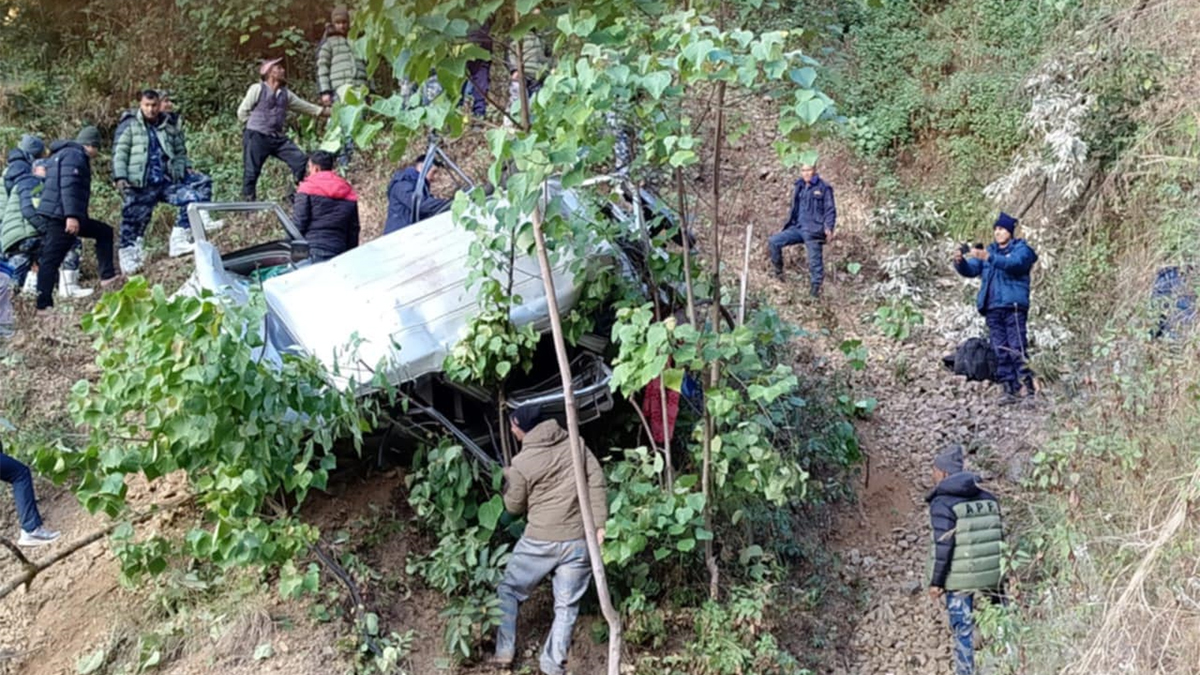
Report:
528,194,623,675
738,222,753,325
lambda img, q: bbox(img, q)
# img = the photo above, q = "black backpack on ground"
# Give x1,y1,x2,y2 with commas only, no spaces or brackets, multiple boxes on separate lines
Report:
942,337,998,382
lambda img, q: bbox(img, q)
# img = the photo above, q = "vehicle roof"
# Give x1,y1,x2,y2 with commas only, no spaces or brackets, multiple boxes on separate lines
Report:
261,207,587,393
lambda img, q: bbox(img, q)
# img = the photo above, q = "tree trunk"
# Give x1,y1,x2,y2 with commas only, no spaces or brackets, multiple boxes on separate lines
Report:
529,195,623,674
702,76,727,602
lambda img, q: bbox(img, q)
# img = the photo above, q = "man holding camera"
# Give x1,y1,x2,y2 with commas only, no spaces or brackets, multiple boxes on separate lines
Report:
954,213,1038,404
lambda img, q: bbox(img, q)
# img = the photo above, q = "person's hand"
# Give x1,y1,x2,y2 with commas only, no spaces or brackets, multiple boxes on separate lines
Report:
320,105,332,118
953,248,964,264
928,586,943,601
972,248,989,261
510,70,522,82
320,93,333,106
65,217,80,235
824,228,834,242
596,527,606,546
114,179,129,194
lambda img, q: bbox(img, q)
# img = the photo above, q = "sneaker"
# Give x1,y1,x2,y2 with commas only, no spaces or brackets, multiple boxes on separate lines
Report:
17,525,60,547
810,284,822,298
118,247,141,275
771,268,784,281
168,227,195,258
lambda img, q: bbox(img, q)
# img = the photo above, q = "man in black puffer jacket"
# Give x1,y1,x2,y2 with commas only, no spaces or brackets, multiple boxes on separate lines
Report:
293,151,360,263
32,126,120,313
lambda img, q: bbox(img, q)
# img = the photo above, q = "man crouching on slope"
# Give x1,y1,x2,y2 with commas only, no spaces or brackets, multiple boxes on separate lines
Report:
491,404,607,675
927,445,1004,675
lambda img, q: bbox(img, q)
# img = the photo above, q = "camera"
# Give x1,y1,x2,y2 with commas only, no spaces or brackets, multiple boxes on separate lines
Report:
959,242,984,254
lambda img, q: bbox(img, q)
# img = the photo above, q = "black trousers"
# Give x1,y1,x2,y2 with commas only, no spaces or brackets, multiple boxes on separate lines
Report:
242,129,307,200
33,214,116,310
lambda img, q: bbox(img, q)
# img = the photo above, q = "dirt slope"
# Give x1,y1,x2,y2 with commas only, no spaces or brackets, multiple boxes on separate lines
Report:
1,114,1048,675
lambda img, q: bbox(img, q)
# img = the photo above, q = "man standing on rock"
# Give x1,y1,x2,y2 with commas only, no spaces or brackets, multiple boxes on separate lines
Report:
953,212,1038,404
926,445,1003,675
768,162,837,297
491,404,607,675
237,57,330,201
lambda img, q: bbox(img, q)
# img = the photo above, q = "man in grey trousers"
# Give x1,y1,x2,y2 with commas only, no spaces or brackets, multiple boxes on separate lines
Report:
491,403,608,675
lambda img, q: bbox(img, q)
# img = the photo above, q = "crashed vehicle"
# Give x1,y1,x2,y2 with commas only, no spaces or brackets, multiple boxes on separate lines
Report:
179,167,677,466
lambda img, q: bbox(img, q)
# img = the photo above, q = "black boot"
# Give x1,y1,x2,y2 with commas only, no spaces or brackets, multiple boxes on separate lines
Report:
772,267,784,281
998,381,1019,406
810,282,821,298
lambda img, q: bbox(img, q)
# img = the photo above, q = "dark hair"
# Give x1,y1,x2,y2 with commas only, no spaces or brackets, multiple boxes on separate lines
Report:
139,89,160,102
413,153,427,166
309,150,336,171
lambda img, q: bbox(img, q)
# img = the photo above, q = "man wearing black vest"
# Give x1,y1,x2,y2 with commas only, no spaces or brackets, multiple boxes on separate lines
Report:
237,57,330,201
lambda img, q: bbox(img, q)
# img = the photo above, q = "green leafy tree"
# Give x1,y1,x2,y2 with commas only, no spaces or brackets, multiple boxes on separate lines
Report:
40,280,375,589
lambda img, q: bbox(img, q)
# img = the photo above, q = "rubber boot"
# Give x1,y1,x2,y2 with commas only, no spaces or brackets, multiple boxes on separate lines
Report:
57,270,95,299
21,271,37,296
134,236,146,267
168,227,195,258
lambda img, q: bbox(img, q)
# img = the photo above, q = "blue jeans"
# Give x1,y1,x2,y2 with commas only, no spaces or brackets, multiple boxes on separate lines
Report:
946,591,976,675
495,537,592,675
985,306,1032,391
1,449,43,533
768,227,825,289
120,172,215,247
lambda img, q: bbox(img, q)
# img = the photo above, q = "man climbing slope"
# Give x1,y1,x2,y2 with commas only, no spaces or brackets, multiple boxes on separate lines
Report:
491,404,607,675
926,445,1004,675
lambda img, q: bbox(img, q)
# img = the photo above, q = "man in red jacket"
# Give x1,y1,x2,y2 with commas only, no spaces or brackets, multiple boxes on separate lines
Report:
293,151,360,263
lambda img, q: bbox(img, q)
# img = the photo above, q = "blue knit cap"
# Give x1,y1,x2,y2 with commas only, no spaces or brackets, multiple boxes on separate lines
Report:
994,212,1018,234
18,134,45,158
934,444,964,474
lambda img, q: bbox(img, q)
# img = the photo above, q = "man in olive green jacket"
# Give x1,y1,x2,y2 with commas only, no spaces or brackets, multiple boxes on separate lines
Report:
926,445,1004,675
112,89,212,269
493,404,607,675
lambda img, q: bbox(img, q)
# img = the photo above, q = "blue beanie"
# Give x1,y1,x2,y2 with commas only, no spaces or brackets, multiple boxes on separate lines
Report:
18,134,45,158
994,212,1018,234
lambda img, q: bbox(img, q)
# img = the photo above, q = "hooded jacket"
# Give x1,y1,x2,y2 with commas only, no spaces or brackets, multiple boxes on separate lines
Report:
1,149,41,252
926,472,1003,592
383,166,451,234
504,419,608,542
783,175,837,237
954,239,1038,314
293,170,360,257
36,141,91,221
